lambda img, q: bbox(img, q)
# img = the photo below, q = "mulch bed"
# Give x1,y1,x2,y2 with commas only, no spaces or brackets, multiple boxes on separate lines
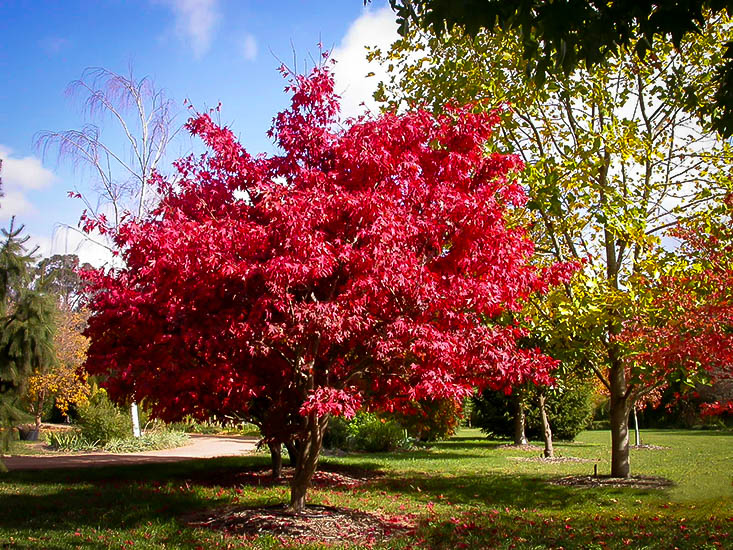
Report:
184,466,413,544
550,474,674,489
186,504,415,544
189,465,383,489
509,456,595,463
498,443,544,452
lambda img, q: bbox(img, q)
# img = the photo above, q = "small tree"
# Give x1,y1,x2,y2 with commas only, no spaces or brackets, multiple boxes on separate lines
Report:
26,308,90,429
0,217,56,462
84,63,572,512
619,199,733,413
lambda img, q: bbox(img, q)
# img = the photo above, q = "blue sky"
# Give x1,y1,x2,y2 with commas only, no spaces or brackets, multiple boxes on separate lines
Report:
0,0,398,265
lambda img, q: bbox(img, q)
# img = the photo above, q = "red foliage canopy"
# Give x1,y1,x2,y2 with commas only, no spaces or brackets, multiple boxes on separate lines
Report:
83,65,570,443
618,205,733,413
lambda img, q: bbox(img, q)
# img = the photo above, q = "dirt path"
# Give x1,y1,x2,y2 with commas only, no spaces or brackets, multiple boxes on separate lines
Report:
2,434,259,471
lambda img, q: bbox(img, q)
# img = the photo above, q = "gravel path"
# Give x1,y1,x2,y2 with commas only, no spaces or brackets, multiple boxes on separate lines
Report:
2,434,259,471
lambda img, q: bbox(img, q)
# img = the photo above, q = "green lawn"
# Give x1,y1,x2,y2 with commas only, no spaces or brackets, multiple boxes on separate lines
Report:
0,429,730,548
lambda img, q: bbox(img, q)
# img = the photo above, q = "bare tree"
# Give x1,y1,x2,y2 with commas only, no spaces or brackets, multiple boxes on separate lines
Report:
37,67,180,252
36,67,181,436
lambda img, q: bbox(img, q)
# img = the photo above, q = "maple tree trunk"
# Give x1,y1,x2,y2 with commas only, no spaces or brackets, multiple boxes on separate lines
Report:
268,443,282,480
289,414,327,513
538,392,554,458
513,397,528,446
285,440,299,469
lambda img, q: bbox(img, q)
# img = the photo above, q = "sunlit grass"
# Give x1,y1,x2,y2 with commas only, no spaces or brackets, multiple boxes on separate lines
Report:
0,429,730,548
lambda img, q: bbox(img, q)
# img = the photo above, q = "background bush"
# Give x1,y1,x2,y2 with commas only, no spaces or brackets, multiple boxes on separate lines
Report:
324,412,411,452
103,430,188,453
47,427,189,453
526,382,594,440
473,381,594,442
76,390,131,444
390,399,462,441
471,389,517,439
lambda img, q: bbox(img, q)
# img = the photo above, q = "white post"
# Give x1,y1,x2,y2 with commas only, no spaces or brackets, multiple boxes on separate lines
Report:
131,402,141,438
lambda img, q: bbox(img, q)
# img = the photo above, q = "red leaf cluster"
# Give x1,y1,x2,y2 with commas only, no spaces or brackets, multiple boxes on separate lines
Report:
618,211,733,410
83,65,569,442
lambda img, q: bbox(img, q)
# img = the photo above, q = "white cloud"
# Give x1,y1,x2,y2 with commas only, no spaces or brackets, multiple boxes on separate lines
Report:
45,225,116,268
39,36,71,55
331,5,400,118
241,33,258,62
160,0,220,59
0,191,36,220
0,146,56,221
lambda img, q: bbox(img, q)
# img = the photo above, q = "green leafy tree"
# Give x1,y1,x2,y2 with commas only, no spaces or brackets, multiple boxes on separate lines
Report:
372,14,733,476
33,254,92,311
474,380,593,443
472,387,530,445
382,0,733,136
0,218,56,466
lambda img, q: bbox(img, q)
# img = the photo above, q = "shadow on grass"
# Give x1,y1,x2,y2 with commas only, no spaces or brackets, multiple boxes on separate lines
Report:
373,471,669,510
0,452,674,536
645,429,733,437
0,456,281,533
2,455,271,486
340,449,491,461
425,440,504,452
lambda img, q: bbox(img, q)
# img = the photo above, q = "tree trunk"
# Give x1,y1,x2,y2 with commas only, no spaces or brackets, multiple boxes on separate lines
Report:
609,358,632,477
538,392,554,458
34,394,44,431
289,414,328,513
513,396,528,446
633,407,641,447
268,442,283,480
285,440,299,468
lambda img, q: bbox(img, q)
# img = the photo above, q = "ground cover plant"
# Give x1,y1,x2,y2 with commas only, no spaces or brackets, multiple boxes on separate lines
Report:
0,428,729,548
44,429,189,454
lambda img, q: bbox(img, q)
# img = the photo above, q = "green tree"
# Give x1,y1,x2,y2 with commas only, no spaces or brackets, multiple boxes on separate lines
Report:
382,0,733,136
0,218,56,467
33,254,91,311
473,380,593,443
372,14,733,477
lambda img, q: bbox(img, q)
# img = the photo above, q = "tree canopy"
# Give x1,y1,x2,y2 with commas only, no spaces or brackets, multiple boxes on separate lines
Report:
619,199,733,414
382,0,733,136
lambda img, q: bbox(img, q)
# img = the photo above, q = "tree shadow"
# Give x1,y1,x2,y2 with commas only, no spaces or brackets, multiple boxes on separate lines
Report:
341,449,491,461
425,440,504,451
372,471,670,510
646,429,733,437
1,455,270,485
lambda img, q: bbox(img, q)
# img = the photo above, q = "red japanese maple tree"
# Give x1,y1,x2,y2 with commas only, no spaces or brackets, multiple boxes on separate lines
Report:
618,202,733,417
84,63,571,512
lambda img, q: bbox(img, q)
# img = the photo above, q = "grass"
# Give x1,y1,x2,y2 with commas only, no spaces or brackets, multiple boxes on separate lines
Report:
5,440,48,456
0,429,730,548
